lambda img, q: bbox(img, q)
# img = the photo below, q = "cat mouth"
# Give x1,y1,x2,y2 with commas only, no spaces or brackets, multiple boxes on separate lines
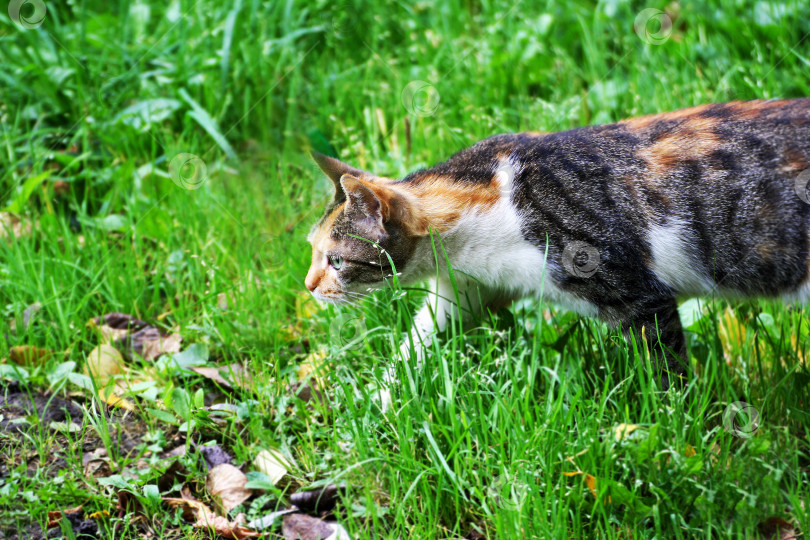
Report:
311,290,352,305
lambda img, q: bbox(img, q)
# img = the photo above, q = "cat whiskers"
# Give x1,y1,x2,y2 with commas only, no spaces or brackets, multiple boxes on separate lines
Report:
344,290,372,301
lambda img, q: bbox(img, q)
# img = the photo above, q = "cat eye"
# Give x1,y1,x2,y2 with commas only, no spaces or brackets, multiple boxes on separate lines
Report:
328,254,343,270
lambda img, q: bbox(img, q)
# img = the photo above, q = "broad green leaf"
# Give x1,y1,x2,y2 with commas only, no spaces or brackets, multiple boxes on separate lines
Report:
170,387,191,419
47,361,76,385
4,171,53,213
179,88,236,159
68,372,94,391
146,408,178,425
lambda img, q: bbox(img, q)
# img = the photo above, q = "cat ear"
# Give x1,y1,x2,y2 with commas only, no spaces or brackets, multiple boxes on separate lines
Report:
311,151,370,200
340,174,386,237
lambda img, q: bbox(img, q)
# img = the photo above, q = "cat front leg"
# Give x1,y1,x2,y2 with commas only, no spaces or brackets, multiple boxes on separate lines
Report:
379,276,496,411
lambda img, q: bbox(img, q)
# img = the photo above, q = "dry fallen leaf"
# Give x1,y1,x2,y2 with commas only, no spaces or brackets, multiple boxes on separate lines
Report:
83,448,111,479
96,325,131,344
282,513,350,540
163,497,260,539
84,344,126,384
130,327,182,361
83,344,136,410
92,313,150,332
190,363,251,390
89,312,182,361
254,448,293,486
47,505,83,529
758,517,798,540
290,484,344,513
207,463,252,513
8,345,51,366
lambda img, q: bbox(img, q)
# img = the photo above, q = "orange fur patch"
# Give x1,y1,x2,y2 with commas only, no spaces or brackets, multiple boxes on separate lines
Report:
399,173,501,233
623,99,796,130
621,103,714,130
633,115,721,187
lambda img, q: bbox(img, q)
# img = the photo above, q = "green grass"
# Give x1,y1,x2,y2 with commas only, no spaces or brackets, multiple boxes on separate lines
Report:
1,0,810,538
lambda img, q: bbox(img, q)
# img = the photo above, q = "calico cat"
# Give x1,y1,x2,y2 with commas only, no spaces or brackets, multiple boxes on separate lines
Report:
305,99,810,390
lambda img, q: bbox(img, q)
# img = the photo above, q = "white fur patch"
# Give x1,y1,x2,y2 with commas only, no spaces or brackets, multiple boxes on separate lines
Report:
647,220,714,295
782,274,810,303
433,156,599,317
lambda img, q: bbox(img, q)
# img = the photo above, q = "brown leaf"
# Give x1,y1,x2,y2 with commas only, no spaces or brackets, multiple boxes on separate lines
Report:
181,485,198,502
47,505,83,529
89,313,182,361
190,363,251,390
9,345,51,366
282,514,350,540
96,325,131,345
254,449,293,486
83,345,136,410
84,344,125,384
290,484,344,513
163,498,261,539
117,490,142,518
758,517,798,540
128,327,182,361
157,460,188,492
83,448,112,479
207,463,252,513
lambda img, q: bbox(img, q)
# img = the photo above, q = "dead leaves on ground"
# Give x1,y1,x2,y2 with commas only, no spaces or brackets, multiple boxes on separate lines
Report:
8,345,52,366
254,448,293,487
208,463,253,513
89,312,182,361
190,363,252,390
282,513,351,540
757,517,799,540
163,497,261,539
153,447,348,539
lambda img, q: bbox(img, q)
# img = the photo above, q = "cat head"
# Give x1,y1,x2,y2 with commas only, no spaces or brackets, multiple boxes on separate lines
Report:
305,152,428,304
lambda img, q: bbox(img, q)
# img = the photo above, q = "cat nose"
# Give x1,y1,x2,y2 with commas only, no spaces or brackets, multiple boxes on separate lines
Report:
305,270,319,292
